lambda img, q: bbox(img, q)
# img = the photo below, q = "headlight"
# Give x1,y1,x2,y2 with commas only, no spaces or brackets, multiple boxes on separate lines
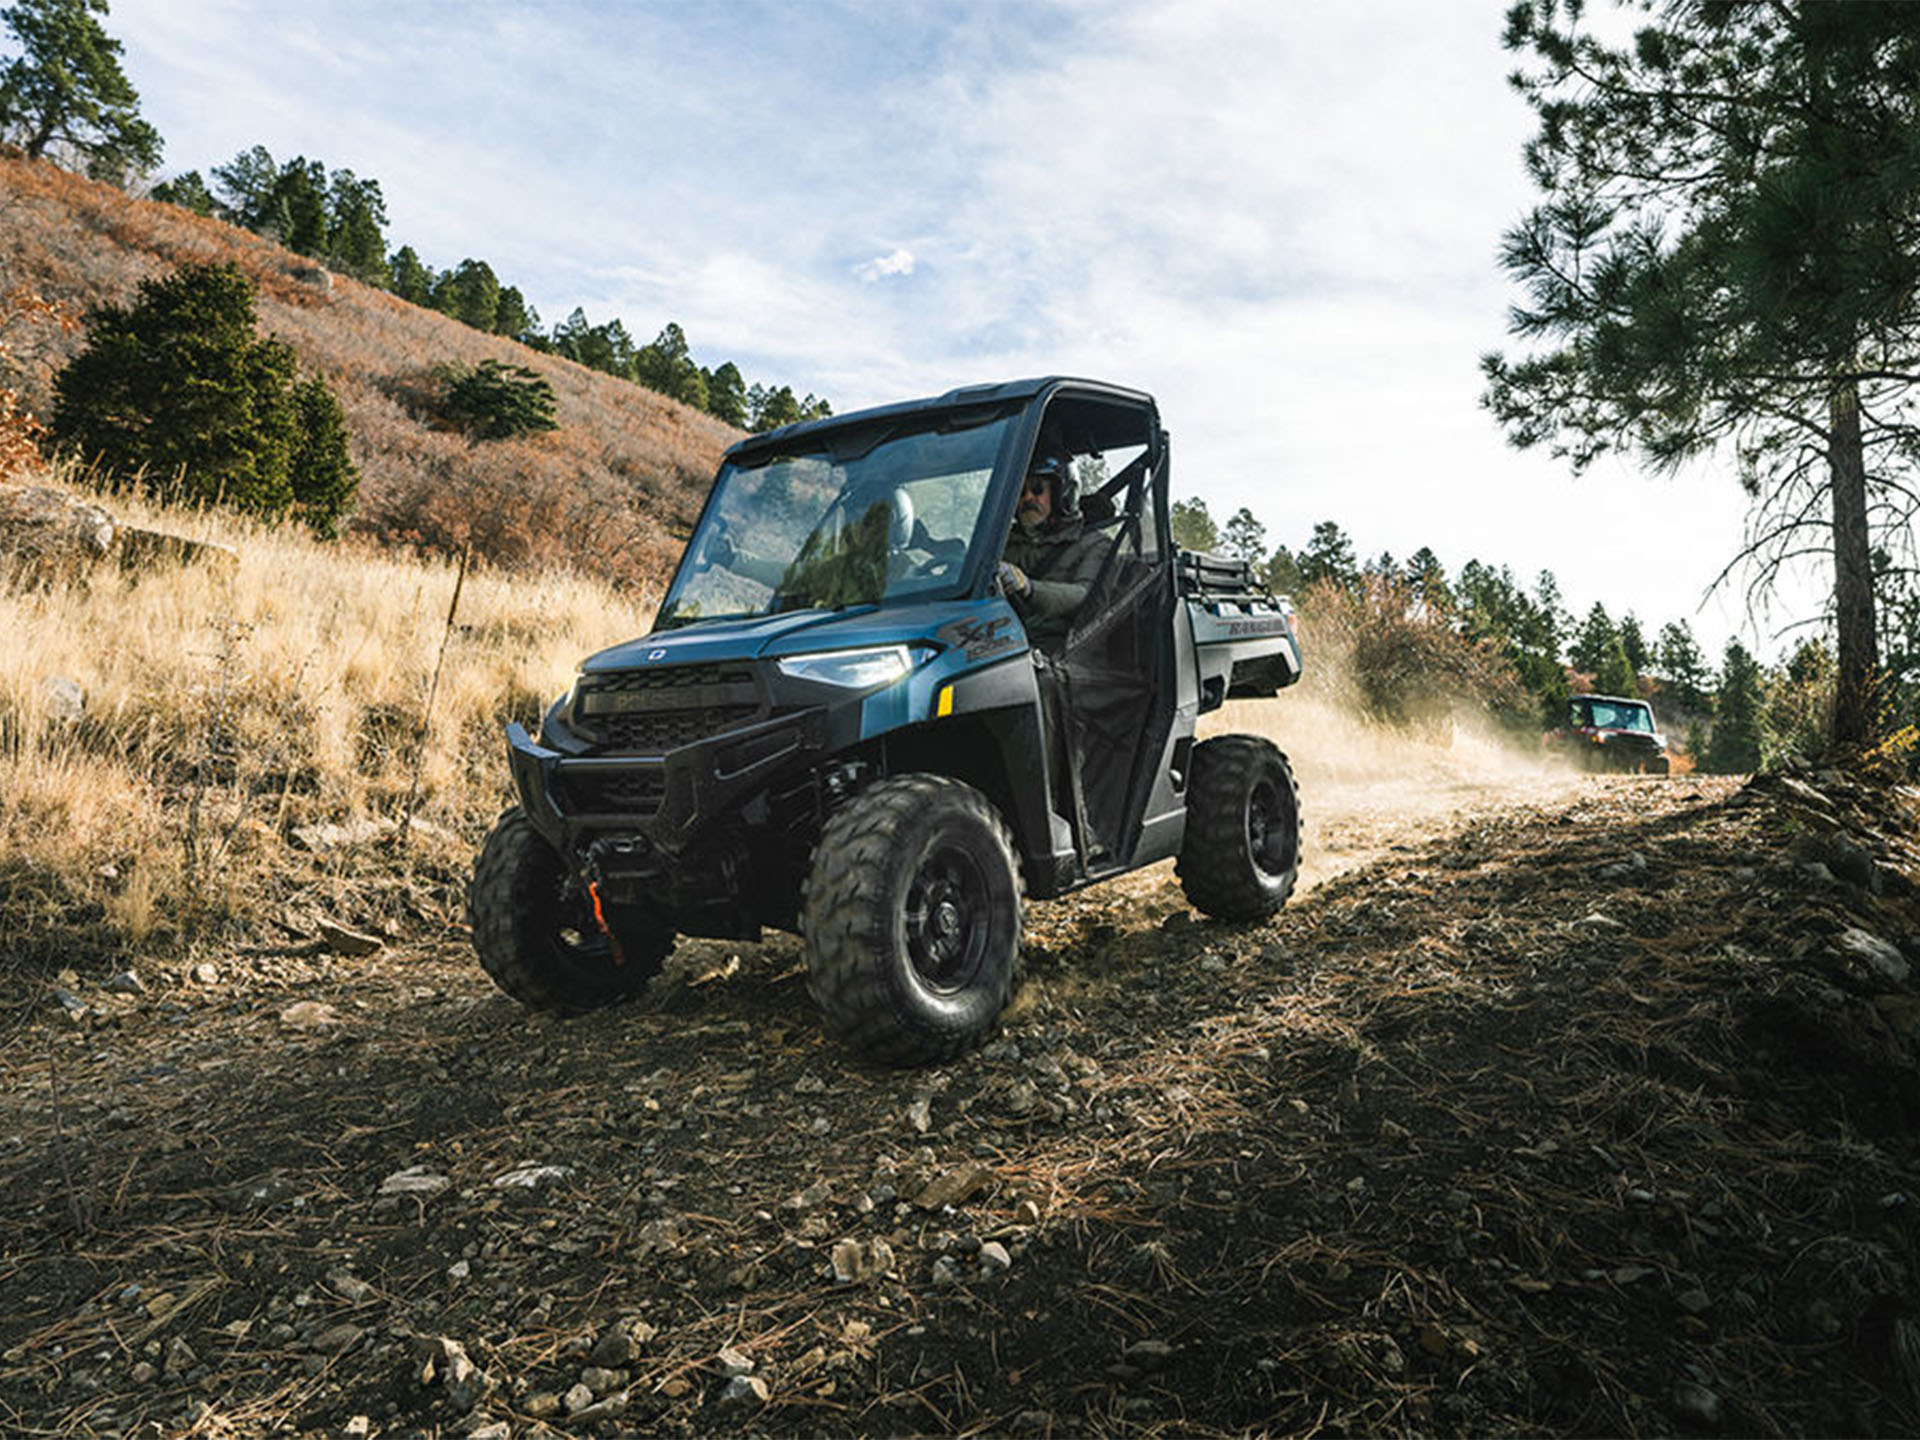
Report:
776,645,916,689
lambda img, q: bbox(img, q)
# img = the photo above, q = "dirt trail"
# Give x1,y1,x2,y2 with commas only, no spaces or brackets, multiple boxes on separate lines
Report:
7,744,1920,1438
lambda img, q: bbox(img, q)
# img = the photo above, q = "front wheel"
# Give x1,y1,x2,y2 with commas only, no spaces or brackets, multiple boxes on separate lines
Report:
802,776,1023,1066
467,808,671,1009
1178,735,1301,921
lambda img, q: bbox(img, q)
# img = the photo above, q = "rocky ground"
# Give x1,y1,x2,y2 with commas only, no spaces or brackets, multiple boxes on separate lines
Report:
7,764,1920,1437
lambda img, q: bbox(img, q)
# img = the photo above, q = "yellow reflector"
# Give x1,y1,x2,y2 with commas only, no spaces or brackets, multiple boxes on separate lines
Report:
935,685,954,718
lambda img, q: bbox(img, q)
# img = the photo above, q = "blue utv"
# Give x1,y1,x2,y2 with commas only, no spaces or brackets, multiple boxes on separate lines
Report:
469,377,1304,1065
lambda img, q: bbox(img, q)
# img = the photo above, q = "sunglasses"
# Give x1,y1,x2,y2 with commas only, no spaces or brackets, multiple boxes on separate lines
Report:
1024,474,1052,496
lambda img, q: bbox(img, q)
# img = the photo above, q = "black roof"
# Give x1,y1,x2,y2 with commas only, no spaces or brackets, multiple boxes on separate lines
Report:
723,376,1155,463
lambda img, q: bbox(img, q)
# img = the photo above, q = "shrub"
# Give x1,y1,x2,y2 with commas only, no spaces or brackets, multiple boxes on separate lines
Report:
50,260,359,534
435,358,558,440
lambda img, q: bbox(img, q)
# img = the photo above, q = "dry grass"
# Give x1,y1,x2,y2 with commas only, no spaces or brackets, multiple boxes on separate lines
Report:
0,149,736,588
0,464,656,964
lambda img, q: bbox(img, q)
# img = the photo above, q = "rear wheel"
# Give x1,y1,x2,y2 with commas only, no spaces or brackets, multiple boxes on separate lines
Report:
467,807,671,1008
802,775,1023,1066
1178,735,1301,921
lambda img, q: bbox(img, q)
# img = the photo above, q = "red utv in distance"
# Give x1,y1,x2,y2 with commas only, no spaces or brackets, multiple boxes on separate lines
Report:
1546,693,1670,775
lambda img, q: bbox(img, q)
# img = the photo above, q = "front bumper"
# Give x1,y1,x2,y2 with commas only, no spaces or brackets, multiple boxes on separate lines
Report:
506,704,828,859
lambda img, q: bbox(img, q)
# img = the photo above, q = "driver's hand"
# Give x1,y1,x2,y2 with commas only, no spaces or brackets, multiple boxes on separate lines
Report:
996,561,1031,598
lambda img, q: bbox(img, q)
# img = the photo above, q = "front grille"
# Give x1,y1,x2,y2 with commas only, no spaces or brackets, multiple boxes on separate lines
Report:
596,705,760,752
586,662,756,695
561,769,667,815
574,662,763,753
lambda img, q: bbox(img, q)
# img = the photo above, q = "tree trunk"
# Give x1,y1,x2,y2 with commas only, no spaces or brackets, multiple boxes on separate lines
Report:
1828,379,1878,747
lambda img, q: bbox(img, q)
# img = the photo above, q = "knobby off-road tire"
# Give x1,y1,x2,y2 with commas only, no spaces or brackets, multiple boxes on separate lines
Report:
802,775,1023,1067
1177,734,1301,921
467,807,671,1009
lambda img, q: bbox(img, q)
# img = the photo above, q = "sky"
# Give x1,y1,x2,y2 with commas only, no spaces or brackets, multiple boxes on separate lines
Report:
107,0,1828,661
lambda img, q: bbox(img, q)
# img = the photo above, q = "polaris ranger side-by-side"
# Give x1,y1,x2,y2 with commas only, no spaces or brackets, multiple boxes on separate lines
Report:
469,377,1304,1065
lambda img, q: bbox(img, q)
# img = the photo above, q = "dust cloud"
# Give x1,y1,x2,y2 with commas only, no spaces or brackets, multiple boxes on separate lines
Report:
1205,690,1585,894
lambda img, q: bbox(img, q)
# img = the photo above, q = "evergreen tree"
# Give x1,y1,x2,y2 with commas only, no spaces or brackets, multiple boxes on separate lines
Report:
492,285,537,341
1264,545,1301,596
1298,520,1358,590
1654,619,1711,708
1404,546,1453,614
263,156,329,255
1484,1,1920,747
1569,603,1618,675
1594,635,1639,698
1705,640,1764,773
1222,506,1267,566
287,374,358,537
635,322,707,406
433,258,500,331
752,383,801,431
1617,613,1648,673
1169,497,1219,552
387,245,434,306
325,169,388,283
436,358,558,441
150,169,214,215
210,144,278,225
704,360,747,428
0,0,160,182
51,261,357,533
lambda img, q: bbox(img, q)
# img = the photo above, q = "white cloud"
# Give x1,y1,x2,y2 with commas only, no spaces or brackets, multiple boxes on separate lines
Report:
102,0,1814,656
853,248,916,283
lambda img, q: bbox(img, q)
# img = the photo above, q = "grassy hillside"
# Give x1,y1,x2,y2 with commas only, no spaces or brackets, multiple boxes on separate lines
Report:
1,467,653,969
0,148,737,588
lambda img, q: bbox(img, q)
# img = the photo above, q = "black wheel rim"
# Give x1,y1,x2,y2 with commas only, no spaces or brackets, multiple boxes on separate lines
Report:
1247,775,1296,876
904,842,991,993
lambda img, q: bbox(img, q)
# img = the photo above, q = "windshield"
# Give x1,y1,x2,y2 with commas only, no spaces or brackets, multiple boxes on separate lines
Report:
1573,699,1654,732
656,414,1012,629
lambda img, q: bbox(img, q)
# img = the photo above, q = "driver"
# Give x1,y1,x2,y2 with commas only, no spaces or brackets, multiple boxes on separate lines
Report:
996,452,1105,648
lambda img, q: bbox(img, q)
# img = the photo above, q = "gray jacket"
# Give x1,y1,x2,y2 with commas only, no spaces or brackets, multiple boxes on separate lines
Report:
1004,517,1105,646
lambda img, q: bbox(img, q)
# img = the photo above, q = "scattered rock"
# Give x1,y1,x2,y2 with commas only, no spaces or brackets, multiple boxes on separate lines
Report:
723,1375,771,1406
524,1391,562,1418
589,1317,657,1367
312,1323,363,1354
102,970,147,996
1124,1339,1175,1371
491,1163,573,1189
163,1336,196,1375
1672,1379,1722,1428
318,920,382,957
715,1345,755,1379
379,1165,450,1199
907,1094,933,1133
1836,928,1910,984
421,1337,489,1413
563,1381,595,1414
41,675,85,723
915,1162,994,1210
930,1255,963,1288
978,1240,1012,1276
0,484,115,581
830,1236,896,1284
326,1270,374,1303
277,1000,340,1032
115,525,239,576
579,1365,624,1396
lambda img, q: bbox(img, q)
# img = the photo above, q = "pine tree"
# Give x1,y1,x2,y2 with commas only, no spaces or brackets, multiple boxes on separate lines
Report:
1169,497,1218,552
704,361,747,428
1298,521,1358,590
1222,506,1267,566
0,0,160,183
51,262,357,533
1569,603,1618,675
1484,1,1920,748
150,169,214,215
387,245,434,306
1705,640,1764,773
433,259,500,331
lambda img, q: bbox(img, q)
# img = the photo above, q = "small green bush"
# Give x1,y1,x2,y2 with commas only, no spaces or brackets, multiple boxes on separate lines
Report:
435,358,559,441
